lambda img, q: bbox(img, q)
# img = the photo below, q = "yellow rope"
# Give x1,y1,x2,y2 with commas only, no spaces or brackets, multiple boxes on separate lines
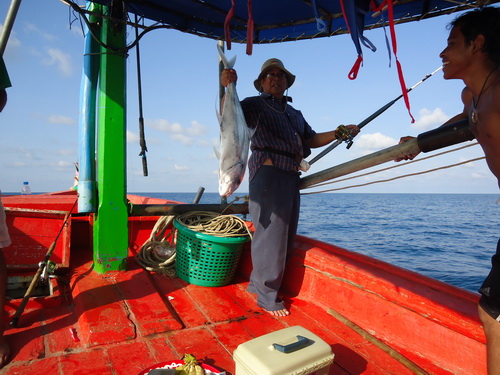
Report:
176,211,252,239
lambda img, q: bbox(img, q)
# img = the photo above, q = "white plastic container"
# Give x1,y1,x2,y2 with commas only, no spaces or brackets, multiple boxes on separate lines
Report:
233,326,334,375
21,181,31,195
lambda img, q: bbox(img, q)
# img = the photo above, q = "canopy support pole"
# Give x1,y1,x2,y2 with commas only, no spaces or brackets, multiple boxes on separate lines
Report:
94,2,128,273
78,1,100,213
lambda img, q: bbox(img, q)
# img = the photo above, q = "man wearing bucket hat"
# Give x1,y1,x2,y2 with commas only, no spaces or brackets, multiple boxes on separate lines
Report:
221,58,359,317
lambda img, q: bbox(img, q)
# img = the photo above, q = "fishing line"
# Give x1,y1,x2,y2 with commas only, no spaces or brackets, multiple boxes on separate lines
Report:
308,65,443,165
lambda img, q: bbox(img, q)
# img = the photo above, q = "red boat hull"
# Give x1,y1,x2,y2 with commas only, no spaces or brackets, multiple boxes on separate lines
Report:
0,192,486,374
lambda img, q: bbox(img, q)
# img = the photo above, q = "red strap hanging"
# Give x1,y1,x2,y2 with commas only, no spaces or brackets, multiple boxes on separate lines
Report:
340,0,363,80
224,0,235,50
246,0,254,55
348,55,363,80
371,0,415,122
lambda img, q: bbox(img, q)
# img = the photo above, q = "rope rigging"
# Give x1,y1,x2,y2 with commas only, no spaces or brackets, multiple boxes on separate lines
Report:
302,142,485,195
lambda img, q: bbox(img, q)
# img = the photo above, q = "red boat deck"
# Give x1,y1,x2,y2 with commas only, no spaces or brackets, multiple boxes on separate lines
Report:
0,192,487,375
2,250,433,375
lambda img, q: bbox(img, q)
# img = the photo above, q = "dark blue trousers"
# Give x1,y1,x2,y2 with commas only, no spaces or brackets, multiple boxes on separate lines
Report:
248,166,300,311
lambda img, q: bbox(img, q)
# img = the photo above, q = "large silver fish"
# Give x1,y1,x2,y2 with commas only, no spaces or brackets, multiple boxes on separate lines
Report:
216,45,252,197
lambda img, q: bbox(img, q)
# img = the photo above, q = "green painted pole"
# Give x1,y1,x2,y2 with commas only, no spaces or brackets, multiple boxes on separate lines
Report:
94,3,128,273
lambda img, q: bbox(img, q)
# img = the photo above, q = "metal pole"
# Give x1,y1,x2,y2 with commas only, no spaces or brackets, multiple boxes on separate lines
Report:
0,0,21,56
0,0,22,56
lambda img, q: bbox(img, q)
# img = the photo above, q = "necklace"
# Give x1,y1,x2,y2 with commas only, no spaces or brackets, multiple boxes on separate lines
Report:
260,92,288,114
471,67,498,123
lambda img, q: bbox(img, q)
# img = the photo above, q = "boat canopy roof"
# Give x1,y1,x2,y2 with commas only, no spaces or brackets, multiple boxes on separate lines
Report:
83,0,499,44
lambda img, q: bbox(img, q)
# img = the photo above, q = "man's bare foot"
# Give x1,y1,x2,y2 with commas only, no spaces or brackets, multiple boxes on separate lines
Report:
0,336,10,368
266,308,290,317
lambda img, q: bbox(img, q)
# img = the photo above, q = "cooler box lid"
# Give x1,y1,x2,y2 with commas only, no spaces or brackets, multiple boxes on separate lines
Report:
233,326,334,375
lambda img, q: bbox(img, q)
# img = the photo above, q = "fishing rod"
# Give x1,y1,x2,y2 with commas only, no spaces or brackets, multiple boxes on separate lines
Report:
308,65,443,166
10,200,77,328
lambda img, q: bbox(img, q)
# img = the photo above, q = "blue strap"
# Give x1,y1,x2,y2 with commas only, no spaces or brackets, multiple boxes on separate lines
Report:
311,0,327,32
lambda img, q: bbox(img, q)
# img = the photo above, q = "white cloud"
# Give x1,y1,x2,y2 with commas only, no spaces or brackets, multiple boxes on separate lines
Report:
174,164,189,171
354,132,398,155
147,119,181,133
146,118,207,146
411,108,450,131
127,130,140,143
171,133,193,146
471,171,489,179
24,22,57,42
54,160,73,168
47,114,76,125
43,48,73,76
459,157,478,168
186,120,206,136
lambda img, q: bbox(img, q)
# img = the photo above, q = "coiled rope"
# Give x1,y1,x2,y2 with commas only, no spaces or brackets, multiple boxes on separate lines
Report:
176,211,252,238
135,214,177,275
135,196,251,274
302,142,484,195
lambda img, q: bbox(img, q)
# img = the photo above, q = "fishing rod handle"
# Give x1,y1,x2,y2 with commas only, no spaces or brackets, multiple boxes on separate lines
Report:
10,266,44,328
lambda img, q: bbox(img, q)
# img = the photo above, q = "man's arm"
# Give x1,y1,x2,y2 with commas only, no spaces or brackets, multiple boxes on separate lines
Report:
306,125,360,149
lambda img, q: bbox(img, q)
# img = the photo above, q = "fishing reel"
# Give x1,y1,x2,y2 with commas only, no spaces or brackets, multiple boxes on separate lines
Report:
40,260,57,283
335,125,354,149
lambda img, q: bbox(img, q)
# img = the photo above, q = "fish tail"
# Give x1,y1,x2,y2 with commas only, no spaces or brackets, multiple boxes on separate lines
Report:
217,44,236,69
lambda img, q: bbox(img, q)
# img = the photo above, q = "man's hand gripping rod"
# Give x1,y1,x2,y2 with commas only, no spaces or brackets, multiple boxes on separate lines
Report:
308,66,443,166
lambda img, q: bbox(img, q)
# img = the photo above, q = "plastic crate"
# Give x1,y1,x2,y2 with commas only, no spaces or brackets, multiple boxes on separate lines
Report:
174,218,249,287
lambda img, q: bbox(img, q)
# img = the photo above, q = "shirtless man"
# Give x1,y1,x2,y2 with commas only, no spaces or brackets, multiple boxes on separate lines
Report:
399,7,500,373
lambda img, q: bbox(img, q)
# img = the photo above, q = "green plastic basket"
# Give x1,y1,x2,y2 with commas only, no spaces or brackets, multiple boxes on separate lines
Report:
173,218,250,287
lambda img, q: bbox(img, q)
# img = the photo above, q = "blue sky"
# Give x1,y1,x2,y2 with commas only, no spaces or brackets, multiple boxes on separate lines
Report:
1,0,498,195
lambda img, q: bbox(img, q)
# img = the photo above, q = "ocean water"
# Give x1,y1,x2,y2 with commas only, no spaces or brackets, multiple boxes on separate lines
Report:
143,192,500,293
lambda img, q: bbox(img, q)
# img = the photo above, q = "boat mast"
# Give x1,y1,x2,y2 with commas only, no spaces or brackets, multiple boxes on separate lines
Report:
93,1,128,273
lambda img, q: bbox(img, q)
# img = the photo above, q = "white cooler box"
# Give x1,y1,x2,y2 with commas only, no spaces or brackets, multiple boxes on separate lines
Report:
233,326,334,375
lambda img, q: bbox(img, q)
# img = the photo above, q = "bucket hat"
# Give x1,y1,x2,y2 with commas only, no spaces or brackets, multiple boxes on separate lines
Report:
253,58,295,92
